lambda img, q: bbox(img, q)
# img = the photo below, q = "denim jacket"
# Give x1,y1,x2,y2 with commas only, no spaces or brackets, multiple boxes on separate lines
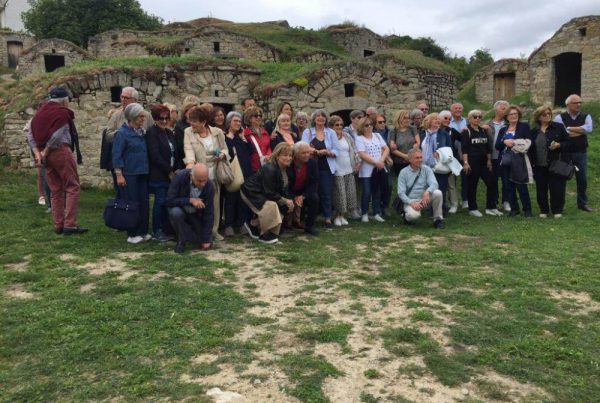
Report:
112,123,149,175
301,127,339,174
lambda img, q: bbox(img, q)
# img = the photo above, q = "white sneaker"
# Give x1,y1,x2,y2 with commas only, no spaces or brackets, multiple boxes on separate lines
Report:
142,233,152,241
361,214,369,223
539,213,548,218
486,209,503,216
448,205,458,214
462,201,469,209
373,214,385,222
469,210,483,217
127,236,144,244
38,196,46,205
554,214,562,218
340,217,349,225
213,232,224,241
503,202,511,212
334,217,343,227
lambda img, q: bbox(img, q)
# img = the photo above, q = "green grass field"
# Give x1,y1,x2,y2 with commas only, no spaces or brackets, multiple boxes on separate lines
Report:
1,131,599,401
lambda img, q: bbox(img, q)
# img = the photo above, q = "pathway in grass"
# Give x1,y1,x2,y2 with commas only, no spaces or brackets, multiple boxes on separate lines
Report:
189,239,549,402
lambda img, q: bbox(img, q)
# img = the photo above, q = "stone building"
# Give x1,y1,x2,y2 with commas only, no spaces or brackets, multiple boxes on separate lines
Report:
16,38,90,77
0,30,35,68
474,59,529,105
327,25,387,59
475,15,600,105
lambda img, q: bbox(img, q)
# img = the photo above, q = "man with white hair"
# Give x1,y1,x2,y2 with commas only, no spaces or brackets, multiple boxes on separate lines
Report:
554,94,593,212
397,149,444,229
30,87,87,235
417,102,429,116
487,100,510,212
366,106,378,121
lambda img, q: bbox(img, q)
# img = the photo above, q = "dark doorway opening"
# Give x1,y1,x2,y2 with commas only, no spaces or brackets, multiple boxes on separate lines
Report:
493,73,515,102
7,41,23,68
363,49,375,58
213,42,220,53
110,86,122,103
330,109,353,127
44,54,65,73
554,52,581,106
344,83,355,97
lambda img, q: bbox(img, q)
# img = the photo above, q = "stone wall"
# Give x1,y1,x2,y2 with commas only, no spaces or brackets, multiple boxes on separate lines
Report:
0,31,35,68
474,59,529,105
0,65,261,188
528,16,600,104
182,31,279,62
259,62,456,124
16,39,89,77
328,28,387,59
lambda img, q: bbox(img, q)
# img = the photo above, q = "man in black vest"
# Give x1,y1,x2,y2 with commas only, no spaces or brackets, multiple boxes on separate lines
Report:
554,94,594,212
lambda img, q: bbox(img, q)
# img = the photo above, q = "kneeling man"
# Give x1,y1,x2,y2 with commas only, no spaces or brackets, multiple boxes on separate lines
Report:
398,149,445,229
287,142,320,236
166,163,214,253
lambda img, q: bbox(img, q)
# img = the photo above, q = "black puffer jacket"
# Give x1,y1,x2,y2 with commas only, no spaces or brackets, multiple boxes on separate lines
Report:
241,162,291,209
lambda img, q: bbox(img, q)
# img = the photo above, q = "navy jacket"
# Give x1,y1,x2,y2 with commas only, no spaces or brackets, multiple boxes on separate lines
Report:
495,122,531,152
146,125,176,182
287,158,318,198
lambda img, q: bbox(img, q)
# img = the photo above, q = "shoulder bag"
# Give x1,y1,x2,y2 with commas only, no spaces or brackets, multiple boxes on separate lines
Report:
548,152,575,180
103,189,140,231
225,147,245,192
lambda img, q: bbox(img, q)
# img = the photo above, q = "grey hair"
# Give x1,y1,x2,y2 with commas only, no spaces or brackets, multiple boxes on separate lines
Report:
450,102,464,110
438,110,451,119
310,109,328,126
124,103,144,121
293,141,311,155
467,109,482,119
349,109,364,119
225,111,242,128
122,86,139,100
565,94,580,106
407,148,422,160
493,100,509,110
366,106,378,114
409,109,423,120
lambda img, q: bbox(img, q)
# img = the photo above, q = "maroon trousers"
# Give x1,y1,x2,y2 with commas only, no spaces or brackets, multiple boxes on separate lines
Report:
45,145,80,230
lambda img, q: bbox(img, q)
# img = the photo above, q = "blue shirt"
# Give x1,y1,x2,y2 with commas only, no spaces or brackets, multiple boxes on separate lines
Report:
112,123,149,175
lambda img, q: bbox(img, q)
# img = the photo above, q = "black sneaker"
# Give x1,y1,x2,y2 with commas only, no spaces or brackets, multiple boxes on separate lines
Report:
152,230,172,242
304,227,320,236
63,226,88,235
243,222,260,240
433,219,445,229
258,232,278,244
174,241,185,254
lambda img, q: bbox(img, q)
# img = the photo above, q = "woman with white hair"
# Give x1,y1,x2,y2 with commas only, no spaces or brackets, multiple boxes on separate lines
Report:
439,109,461,213
302,109,339,228
270,113,297,150
112,103,151,243
295,111,309,138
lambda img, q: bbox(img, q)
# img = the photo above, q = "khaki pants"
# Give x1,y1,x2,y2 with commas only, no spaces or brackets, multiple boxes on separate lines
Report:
240,191,283,235
404,189,444,222
211,179,221,236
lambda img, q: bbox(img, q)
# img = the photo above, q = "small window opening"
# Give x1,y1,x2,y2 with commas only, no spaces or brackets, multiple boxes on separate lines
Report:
213,42,220,52
214,90,219,97
579,27,587,37
363,49,375,57
110,86,122,103
344,83,355,97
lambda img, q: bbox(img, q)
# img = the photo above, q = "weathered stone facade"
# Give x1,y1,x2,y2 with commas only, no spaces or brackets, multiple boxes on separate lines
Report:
327,27,387,59
474,59,529,105
0,31,35,68
1,64,260,188
16,39,89,77
475,16,600,105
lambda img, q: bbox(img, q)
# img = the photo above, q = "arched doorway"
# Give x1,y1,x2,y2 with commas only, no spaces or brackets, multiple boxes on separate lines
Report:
554,52,581,106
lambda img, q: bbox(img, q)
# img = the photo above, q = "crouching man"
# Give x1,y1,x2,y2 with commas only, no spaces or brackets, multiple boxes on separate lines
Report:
166,163,214,253
397,149,445,229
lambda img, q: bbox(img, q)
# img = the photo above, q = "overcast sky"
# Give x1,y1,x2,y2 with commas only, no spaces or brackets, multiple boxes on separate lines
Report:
139,0,598,60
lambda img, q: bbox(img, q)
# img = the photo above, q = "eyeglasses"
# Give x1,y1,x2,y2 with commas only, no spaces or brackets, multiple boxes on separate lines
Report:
541,112,552,117
507,112,519,116
472,116,482,119
120,95,134,100
569,101,582,105
420,108,428,112
334,123,343,127
353,116,364,119
377,121,386,124
158,116,170,121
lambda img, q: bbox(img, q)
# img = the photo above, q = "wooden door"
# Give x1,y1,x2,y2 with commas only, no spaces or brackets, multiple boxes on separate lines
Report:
7,41,23,68
494,73,515,101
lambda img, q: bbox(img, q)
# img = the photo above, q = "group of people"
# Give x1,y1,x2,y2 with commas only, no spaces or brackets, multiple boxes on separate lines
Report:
27,85,594,252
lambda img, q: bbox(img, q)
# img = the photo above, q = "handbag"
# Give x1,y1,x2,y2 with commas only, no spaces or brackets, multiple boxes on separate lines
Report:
500,150,513,166
225,154,245,192
103,191,140,231
216,158,234,185
549,158,575,180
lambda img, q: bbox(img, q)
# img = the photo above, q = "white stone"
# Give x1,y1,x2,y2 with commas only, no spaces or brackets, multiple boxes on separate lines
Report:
205,387,244,402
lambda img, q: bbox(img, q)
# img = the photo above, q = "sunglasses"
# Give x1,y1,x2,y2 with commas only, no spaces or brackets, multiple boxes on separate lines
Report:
253,114,263,118
364,124,372,128
472,116,482,119
377,121,385,124
158,116,170,121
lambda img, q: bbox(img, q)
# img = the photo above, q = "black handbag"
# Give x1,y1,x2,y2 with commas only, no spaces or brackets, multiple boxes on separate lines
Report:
549,158,575,180
500,150,513,166
103,191,140,231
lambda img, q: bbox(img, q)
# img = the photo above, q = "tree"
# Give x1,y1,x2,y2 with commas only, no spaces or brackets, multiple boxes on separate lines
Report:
23,0,163,48
388,35,448,61
469,48,494,70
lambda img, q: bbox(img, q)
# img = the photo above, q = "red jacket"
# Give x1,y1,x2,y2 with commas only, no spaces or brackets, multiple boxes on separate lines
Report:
244,127,272,173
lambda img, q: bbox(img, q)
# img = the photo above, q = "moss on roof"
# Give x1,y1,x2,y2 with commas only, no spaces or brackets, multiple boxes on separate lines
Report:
372,49,457,76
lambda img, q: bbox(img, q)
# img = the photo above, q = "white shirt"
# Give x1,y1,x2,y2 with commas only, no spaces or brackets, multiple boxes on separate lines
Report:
355,133,386,178
335,136,353,176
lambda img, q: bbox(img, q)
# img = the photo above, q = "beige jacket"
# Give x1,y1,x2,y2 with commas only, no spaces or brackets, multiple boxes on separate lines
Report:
183,125,228,167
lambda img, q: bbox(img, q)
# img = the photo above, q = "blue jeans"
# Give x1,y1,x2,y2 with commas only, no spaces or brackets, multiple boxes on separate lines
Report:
318,169,334,220
148,180,169,234
121,174,149,237
361,169,386,215
502,165,531,212
571,152,588,207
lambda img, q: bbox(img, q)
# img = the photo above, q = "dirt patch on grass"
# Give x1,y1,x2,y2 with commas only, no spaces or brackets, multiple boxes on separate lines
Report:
4,283,38,299
59,253,77,262
548,289,600,315
4,255,31,272
79,283,96,293
80,258,136,281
